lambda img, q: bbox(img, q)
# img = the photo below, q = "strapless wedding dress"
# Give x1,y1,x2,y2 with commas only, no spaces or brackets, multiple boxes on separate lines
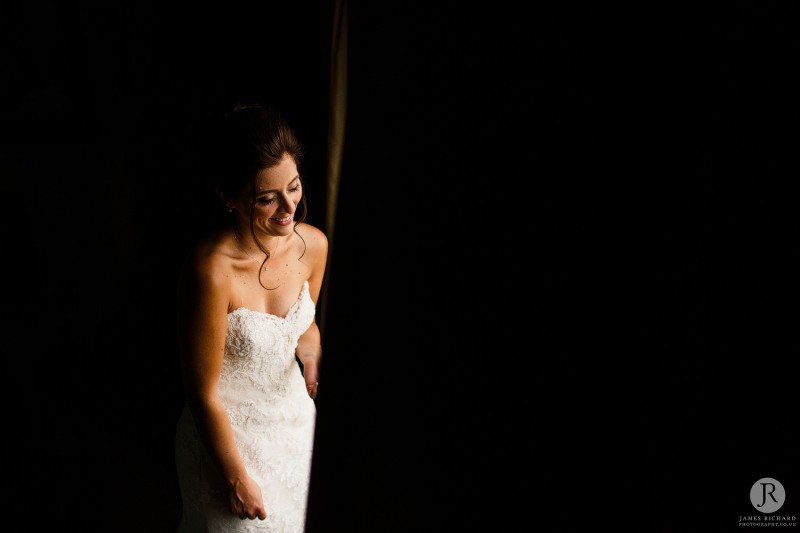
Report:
175,281,316,532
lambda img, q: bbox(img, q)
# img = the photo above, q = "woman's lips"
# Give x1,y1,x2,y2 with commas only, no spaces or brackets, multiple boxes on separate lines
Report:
271,214,293,226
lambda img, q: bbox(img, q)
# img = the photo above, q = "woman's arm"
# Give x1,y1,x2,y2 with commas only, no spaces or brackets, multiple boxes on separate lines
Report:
177,252,267,520
295,223,329,399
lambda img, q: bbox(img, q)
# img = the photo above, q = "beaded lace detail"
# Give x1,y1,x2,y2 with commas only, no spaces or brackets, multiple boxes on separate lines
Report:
175,281,316,533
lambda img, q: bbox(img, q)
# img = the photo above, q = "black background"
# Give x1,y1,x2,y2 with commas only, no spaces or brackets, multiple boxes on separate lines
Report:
3,2,798,532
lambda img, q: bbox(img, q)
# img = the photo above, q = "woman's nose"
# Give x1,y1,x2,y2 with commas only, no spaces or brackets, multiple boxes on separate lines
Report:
278,193,295,212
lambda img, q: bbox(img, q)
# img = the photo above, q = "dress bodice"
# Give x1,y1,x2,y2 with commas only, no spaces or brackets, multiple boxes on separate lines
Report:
221,281,315,402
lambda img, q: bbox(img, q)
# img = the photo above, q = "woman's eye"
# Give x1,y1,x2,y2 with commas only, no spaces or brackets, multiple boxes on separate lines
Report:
290,185,301,193
258,197,277,205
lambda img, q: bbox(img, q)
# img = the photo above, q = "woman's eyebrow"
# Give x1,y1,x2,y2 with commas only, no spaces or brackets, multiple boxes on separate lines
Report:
257,175,300,193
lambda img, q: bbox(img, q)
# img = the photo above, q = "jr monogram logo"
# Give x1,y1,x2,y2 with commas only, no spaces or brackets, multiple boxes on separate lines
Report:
750,478,786,514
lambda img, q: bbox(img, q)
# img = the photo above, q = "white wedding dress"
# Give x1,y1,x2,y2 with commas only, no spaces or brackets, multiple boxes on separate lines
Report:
175,281,317,532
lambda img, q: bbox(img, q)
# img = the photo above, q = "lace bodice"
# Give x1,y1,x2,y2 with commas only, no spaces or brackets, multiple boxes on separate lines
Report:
221,280,315,401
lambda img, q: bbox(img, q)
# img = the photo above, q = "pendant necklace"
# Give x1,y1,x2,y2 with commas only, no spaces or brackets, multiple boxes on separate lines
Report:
234,231,269,271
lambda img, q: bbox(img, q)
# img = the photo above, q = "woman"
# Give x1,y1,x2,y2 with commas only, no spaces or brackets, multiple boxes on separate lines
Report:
174,102,328,532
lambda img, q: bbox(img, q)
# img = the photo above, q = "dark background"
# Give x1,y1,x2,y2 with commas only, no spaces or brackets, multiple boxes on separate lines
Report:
3,2,798,532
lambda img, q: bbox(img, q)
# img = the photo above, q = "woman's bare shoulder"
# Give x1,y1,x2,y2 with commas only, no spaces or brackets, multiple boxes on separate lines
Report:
176,232,237,314
187,231,237,285
294,222,328,276
295,222,328,251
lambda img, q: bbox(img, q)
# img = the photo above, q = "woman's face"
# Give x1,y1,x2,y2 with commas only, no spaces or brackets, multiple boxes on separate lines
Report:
235,153,302,238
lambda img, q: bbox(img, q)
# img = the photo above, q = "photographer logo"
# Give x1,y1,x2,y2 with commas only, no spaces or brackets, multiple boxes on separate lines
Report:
739,478,796,527
751,477,785,513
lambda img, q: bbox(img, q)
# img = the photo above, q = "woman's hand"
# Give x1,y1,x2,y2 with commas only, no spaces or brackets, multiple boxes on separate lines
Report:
229,476,267,521
304,363,319,399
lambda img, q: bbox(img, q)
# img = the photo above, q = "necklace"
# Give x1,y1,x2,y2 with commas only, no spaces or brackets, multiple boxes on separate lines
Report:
234,231,269,271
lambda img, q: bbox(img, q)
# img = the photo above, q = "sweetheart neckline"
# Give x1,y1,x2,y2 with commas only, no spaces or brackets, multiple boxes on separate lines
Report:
228,280,309,320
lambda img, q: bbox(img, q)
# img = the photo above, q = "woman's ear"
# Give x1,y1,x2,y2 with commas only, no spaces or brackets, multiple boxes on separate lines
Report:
215,188,236,210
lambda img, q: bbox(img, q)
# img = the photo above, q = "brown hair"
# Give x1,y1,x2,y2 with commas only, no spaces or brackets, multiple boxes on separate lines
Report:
213,102,308,289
